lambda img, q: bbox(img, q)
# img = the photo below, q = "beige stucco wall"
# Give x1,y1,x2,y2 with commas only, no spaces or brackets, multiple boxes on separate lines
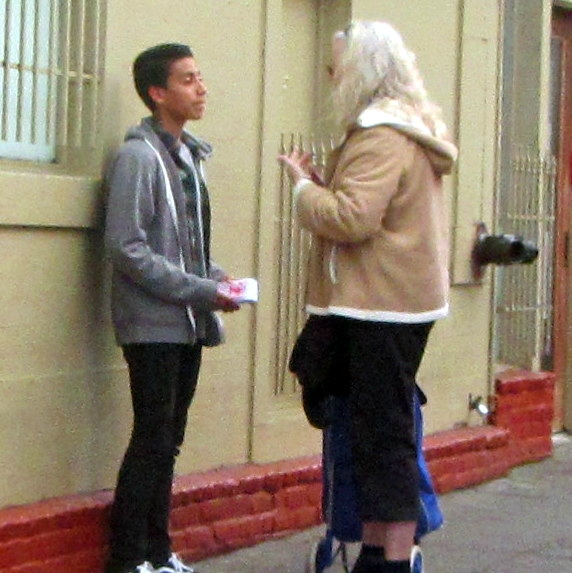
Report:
1,0,269,508
0,0,506,508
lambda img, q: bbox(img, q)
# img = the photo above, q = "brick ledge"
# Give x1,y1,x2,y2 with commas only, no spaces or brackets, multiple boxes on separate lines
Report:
0,369,555,572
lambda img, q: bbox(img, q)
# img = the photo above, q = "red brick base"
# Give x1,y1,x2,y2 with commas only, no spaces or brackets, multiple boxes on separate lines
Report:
490,369,555,465
0,370,555,572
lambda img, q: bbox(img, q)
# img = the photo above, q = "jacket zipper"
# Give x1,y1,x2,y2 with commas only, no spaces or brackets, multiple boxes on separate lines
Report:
329,245,338,284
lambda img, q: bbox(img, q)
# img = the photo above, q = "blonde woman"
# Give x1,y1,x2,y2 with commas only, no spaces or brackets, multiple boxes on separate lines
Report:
279,21,457,573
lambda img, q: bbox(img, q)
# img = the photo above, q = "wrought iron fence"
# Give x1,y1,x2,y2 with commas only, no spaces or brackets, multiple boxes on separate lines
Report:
274,133,335,395
493,147,557,371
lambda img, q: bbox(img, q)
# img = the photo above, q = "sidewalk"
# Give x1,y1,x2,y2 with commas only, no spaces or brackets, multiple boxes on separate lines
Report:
195,433,572,573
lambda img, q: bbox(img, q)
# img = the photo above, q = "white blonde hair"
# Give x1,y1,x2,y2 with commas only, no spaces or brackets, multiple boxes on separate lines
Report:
332,21,444,134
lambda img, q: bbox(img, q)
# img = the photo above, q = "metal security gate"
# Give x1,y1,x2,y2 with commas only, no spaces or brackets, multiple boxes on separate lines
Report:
493,147,557,371
0,0,104,162
274,133,335,395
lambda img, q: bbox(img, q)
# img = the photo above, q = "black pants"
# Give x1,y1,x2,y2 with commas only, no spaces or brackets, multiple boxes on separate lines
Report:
344,319,433,523
105,343,202,573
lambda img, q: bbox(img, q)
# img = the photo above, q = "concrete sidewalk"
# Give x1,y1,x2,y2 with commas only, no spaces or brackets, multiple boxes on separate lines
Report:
195,433,572,573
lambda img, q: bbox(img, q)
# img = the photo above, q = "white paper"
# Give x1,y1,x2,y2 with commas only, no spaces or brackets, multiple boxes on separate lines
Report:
217,278,259,304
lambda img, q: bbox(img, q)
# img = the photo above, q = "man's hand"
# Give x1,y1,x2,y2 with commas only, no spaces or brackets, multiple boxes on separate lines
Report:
214,281,241,312
214,293,241,312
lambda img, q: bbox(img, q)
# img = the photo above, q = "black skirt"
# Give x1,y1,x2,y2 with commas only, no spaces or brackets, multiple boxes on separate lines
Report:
340,317,433,522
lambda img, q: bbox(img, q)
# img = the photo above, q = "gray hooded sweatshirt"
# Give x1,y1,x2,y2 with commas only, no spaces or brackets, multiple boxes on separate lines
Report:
104,118,226,346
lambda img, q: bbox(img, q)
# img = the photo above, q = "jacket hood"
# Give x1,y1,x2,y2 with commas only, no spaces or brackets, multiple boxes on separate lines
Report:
357,101,458,176
124,117,213,160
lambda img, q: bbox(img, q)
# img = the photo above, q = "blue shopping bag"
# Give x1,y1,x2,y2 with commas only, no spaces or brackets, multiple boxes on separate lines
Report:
414,386,444,539
322,386,443,543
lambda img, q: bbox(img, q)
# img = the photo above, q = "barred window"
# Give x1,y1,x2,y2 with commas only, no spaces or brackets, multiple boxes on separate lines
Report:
0,0,103,163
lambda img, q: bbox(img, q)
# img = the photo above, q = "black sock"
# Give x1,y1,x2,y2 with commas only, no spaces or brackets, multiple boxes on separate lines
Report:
362,544,385,558
352,555,411,573
379,559,410,572
351,546,385,573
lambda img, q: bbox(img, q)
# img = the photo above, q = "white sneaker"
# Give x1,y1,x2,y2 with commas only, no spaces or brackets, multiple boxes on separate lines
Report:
410,545,424,573
154,553,197,573
134,563,155,573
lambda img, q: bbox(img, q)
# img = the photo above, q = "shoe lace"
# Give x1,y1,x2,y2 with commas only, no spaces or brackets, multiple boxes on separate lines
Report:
169,553,195,573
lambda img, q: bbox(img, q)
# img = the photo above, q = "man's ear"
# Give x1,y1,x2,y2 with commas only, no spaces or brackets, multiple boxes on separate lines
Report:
148,85,165,107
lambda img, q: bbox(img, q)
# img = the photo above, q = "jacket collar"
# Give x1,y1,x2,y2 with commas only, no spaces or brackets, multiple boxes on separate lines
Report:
355,103,458,164
142,116,213,161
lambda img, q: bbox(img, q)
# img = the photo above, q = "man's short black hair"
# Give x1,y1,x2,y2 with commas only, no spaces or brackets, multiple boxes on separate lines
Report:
133,43,194,111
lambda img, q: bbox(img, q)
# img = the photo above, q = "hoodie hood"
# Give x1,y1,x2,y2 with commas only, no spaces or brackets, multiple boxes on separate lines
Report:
124,117,213,161
357,101,457,176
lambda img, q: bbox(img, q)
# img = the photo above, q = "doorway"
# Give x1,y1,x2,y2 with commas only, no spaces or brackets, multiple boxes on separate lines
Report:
550,7,572,429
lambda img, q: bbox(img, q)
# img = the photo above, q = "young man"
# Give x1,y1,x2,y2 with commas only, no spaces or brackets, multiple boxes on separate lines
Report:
104,43,240,573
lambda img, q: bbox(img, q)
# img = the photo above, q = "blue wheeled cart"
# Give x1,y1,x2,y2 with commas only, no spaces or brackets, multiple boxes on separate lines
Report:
306,386,443,573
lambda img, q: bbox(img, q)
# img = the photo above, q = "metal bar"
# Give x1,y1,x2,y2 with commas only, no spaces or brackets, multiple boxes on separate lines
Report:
73,0,86,148
89,0,101,148
15,0,27,142
275,133,291,394
0,59,97,78
520,151,531,364
288,131,300,393
46,0,58,147
2,0,13,141
543,156,557,354
284,133,301,394
59,0,72,148
291,132,304,333
31,0,40,144
533,152,546,370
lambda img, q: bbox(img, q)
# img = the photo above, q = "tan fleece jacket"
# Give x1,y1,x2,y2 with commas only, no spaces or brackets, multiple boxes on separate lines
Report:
295,103,458,323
